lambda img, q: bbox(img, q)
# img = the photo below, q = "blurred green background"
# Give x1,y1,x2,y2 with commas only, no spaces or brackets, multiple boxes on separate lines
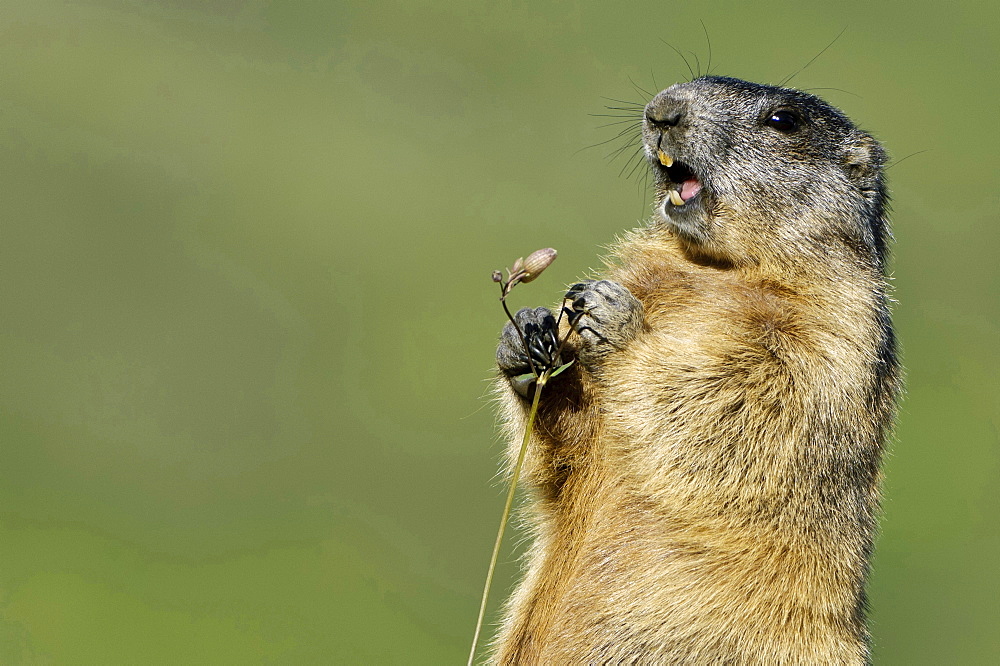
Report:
1,1,997,663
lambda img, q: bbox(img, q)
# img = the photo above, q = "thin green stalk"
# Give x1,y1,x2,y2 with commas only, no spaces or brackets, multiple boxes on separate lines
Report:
468,373,548,666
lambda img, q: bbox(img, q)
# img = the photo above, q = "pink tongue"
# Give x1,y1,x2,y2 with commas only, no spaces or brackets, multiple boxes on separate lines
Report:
680,178,702,202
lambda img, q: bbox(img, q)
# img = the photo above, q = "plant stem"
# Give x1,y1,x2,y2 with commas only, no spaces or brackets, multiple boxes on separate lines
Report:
500,291,538,378
467,373,548,666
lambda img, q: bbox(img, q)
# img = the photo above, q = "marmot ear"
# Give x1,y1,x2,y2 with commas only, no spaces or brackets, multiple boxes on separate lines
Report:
843,133,886,188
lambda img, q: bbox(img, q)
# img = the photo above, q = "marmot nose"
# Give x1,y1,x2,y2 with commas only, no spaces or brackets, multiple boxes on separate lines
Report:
645,96,686,128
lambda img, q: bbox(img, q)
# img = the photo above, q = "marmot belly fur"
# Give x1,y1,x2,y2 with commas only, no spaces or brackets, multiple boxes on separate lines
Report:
493,76,900,665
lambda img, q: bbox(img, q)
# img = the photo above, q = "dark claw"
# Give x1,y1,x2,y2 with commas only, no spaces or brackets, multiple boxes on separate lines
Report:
529,335,551,366
525,314,559,368
564,282,590,300
562,305,584,327
565,281,598,319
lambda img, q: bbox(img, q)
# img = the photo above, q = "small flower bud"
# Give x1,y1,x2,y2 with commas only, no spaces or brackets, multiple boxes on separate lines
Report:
492,270,503,283
518,248,557,283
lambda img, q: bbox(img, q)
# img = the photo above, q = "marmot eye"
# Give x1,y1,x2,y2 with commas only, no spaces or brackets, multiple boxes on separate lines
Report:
766,110,801,133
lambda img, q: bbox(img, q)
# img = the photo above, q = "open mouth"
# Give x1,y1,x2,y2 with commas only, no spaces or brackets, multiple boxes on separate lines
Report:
656,150,703,207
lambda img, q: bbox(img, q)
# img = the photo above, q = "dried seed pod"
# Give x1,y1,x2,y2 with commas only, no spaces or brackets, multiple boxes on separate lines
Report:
519,248,557,283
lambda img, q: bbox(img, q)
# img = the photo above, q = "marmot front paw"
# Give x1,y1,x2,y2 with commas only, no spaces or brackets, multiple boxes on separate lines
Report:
497,306,560,399
564,280,644,361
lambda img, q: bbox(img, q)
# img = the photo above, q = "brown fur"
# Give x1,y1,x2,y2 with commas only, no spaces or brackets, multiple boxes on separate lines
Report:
492,76,900,664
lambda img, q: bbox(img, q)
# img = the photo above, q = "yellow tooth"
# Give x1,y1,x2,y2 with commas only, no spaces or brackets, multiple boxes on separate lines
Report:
668,189,685,207
657,150,674,167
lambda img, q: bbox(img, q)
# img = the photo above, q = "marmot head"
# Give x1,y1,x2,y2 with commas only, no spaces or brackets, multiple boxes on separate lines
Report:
643,76,889,273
